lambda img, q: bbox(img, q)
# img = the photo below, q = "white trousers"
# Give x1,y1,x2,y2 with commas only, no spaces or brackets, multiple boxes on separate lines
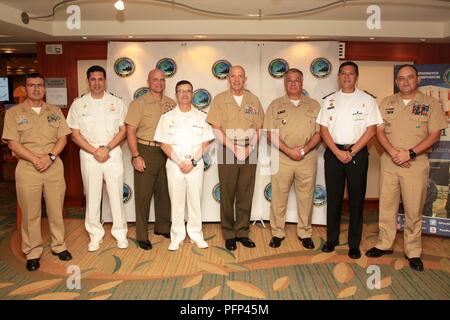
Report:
80,149,127,243
166,159,205,244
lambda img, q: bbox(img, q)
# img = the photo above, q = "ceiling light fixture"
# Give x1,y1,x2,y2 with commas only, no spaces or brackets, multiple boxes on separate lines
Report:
82,36,88,39
19,0,361,24
193,35,207,39
20,0,448,24
114,1,125,11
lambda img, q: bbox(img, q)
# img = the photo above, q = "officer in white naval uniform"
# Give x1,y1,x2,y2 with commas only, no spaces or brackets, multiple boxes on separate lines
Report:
67,65,128,251
154,80,215,251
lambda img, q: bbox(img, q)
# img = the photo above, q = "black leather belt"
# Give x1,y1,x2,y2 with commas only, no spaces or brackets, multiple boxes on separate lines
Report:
335,144,354,151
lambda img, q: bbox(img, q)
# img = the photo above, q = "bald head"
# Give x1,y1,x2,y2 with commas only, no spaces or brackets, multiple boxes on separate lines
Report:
228,65,247,95
147,68,166,95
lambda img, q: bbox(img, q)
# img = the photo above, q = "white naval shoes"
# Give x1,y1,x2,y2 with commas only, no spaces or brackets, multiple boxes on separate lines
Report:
117,239,129,249
190,239,209,249
88,240,102,252
168,241,182,251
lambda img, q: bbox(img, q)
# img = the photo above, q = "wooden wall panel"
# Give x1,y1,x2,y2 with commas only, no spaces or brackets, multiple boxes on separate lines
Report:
36,40,449,208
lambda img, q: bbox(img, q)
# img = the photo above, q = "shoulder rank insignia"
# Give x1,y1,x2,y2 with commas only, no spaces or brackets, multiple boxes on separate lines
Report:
109,92,122,99
322,92,335,100
363,90,376,99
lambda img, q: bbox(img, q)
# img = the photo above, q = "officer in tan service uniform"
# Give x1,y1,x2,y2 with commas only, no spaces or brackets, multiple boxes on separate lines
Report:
206,65,264,251
125,68,176,250
2,73,72,271
366,64,447,272
263,68,321,249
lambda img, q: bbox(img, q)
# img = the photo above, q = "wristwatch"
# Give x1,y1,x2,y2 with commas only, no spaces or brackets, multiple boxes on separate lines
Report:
191,158,198,167
300,148,305,157
48,153,56,162
409,149,417,160
350,149,357,158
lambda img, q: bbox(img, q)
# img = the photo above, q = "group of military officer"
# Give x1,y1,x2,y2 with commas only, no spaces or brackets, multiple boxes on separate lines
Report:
2,61,446,273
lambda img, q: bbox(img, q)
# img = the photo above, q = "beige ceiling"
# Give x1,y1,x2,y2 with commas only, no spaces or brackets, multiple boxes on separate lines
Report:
0,0,449,53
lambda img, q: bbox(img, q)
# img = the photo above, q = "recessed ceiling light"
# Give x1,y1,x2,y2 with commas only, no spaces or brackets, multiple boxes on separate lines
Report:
81,36,88,39
296,36,310,39
127,36,134,39
419,38,426,42
2,49,14,53
114,0,125,11
369,37,375,40
193,35,207,39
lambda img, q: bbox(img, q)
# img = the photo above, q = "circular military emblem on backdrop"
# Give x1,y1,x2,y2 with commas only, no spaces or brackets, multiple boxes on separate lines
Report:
212,183,221,203
313,185,326,206
123,183,132,203
212,60,232,80
203,152,211,171
192,89,211,110
444,68,450,86
156,58,177,78
310,58,332,78
114,57,135,77
264,183,272,202
133,87,149,100
268,59,289,78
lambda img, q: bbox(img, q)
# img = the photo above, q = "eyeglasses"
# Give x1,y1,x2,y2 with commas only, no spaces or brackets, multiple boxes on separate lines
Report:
26,84,45,89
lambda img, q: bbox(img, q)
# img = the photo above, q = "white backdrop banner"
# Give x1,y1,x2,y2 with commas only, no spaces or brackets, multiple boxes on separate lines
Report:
102,41,340,225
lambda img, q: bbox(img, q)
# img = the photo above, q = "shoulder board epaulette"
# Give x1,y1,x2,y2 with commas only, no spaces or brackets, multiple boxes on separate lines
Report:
162,108,173,115
109,92,122,99
322,92,335,100
74,93,86,100
364,90,376,99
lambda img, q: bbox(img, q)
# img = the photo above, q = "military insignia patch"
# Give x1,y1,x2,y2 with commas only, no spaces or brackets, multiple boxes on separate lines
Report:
114,57,135,77
212,60,231,80
264,183,272,202
268,59,289,79
212,183,221,203
310,58,332,78
192,89,211,110
313,185,327,206
123,183,132,203
156,58,177,78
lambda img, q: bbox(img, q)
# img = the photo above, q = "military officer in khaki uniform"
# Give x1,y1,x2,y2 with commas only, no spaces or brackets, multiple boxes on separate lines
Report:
206,65,264,251
366,64,447,271
263,68,321,249
125,68,175,250
2,73,72,271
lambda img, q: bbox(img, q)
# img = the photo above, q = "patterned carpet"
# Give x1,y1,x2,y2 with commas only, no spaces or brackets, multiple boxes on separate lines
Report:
0,181,449,300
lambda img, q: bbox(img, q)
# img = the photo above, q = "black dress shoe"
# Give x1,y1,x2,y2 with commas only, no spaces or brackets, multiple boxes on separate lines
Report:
225,238,237,251
299,237,315,249
405,255,424,272
155,232,170,239
236,237,256,248
52,250,72,261
26,258,40,271
137,240,152,250
321,242,336,253
269,236,285,248
348,248,361,259
365,247,393,258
